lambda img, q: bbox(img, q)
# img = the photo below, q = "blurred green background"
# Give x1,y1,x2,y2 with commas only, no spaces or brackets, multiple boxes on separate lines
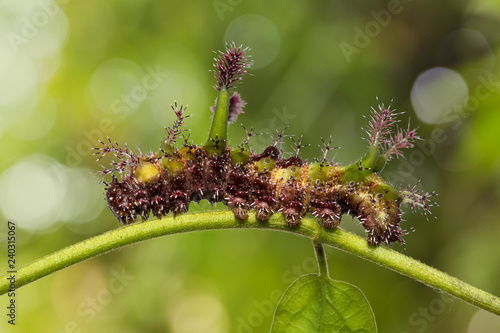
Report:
1,0,500,332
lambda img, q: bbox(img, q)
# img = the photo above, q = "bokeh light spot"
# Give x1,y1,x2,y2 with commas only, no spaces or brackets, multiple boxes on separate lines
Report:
411,67,469,124
88,58,145,116
9,97,57,141
0,156,66,231
0,156,104,231
168,293,230,333
468,309,500,332
0,51,38,107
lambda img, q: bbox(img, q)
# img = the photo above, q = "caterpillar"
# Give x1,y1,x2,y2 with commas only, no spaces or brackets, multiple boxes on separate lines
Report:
95,43,436,246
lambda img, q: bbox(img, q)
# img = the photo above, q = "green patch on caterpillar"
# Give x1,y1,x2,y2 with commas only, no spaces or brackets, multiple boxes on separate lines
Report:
95,42,436,246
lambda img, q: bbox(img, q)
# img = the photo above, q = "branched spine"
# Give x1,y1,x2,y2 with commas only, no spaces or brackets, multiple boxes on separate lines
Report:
164,102,190,148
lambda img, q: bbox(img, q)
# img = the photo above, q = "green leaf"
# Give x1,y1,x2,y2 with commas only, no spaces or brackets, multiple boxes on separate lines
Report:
271,273,377,333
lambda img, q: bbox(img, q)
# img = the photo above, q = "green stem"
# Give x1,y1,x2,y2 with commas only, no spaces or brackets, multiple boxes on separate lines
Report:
314,241,329,278
0,211,499,316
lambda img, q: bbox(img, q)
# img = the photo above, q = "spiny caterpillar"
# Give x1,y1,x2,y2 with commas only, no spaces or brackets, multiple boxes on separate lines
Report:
95,43,436,245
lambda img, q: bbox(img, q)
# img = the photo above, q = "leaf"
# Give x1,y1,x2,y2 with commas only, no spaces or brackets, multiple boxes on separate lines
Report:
271,273,377,333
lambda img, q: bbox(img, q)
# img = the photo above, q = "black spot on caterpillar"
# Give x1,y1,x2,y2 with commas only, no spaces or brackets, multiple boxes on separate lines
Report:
95,43,436,246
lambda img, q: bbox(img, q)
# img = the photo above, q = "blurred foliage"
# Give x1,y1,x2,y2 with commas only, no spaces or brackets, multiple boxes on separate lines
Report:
1,0,500,332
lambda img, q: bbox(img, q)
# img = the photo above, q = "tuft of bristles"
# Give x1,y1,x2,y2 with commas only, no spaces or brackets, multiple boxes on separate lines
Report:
94,104,191,182
211,42,252,90
365,101,398,146
365,100,420,161
93,138,141,181
210,91,247,124
382,124,419,161
400,182,438,218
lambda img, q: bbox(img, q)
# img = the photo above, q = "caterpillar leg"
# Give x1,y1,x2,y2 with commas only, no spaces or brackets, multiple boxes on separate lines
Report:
277,181,306,227
170,190,190,216
105,177,139,224
226,192,250,221
280,201,305,227
313,206,341,229
309,186,342,229
231,202,249,221
250,175,278,222
133,184,151,221
147,179,170,219
224,165,251,221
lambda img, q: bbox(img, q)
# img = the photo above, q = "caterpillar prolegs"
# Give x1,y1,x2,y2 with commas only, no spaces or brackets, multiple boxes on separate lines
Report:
96,43,436,245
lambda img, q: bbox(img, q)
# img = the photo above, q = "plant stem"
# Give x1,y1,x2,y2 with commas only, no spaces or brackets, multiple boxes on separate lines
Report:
314,241,329,278
0,211,499,316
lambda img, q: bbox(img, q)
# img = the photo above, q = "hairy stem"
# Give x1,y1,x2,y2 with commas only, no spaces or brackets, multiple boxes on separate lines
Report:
0,211,498,316
314,241,329,278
